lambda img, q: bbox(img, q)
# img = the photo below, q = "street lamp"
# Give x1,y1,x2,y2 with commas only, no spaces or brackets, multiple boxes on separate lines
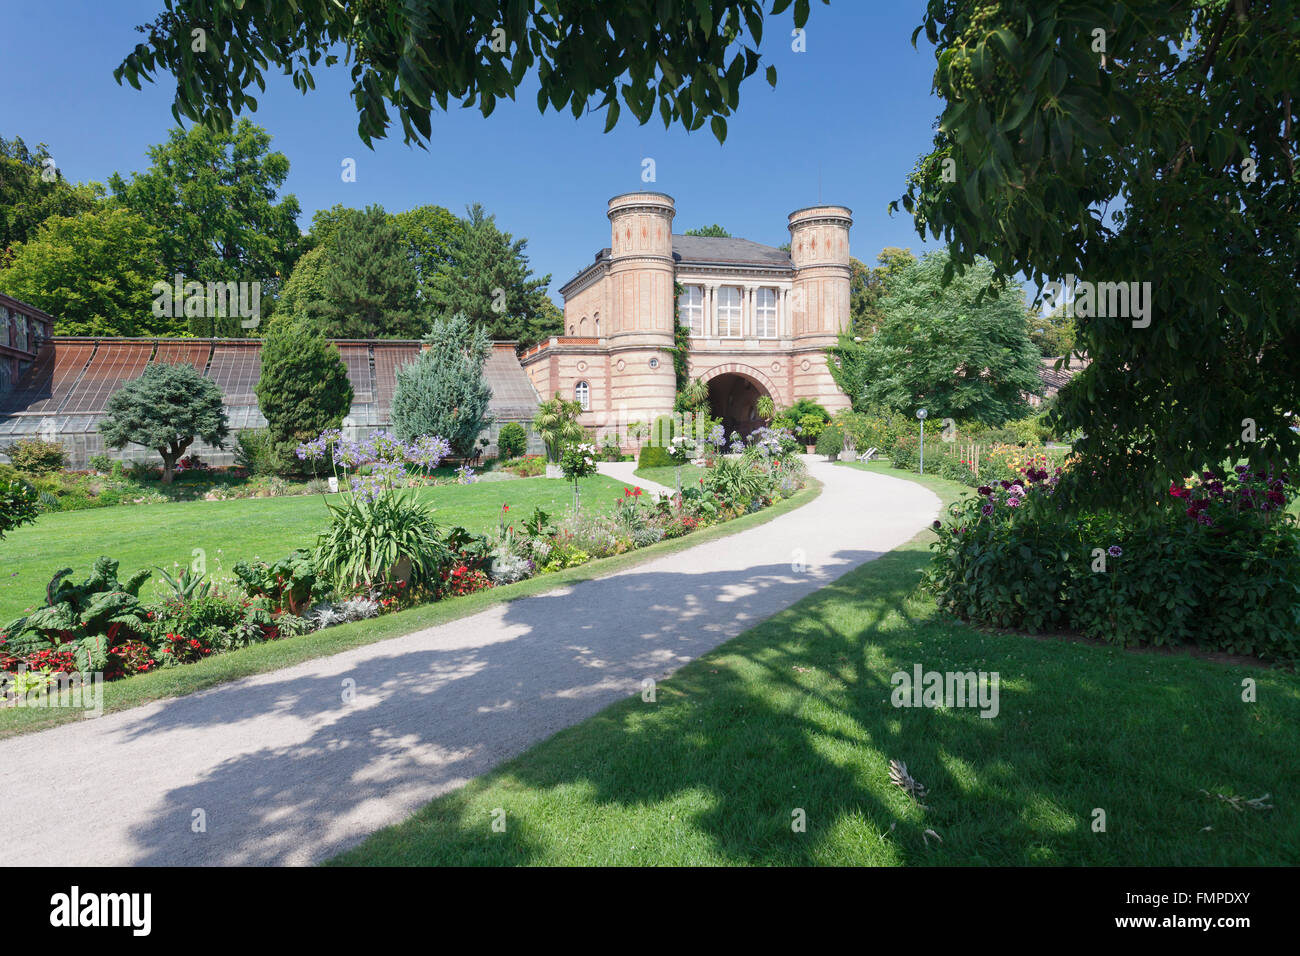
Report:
917,408,928,474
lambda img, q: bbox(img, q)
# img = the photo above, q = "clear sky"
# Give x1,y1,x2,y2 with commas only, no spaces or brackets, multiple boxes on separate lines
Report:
2,1,946,303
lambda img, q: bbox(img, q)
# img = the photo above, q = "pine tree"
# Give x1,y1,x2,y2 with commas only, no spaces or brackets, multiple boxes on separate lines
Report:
428,204,558,345
254,317,353,465
390,312,494,455
304,205,423,338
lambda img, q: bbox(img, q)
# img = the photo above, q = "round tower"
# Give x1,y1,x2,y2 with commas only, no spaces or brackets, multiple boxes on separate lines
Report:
788,204,853,411
606,192,678,428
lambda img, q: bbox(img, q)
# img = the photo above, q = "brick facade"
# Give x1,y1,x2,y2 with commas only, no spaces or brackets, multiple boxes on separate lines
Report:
521,193,853,444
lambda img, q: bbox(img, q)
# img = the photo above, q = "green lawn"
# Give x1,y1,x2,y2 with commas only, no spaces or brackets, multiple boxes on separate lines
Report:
633,464,707,491
0,475,628,621
0,480,822,739
331,462,1299,866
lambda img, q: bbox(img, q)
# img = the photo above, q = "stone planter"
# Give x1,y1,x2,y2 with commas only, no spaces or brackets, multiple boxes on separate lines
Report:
838,448,858,462
545,463,563,479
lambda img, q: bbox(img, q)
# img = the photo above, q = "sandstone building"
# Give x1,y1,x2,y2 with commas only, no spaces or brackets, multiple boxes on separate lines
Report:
520,192,854,439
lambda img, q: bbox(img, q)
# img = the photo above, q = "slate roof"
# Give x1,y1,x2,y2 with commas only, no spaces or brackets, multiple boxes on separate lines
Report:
670,234,793,268
564,234,794,291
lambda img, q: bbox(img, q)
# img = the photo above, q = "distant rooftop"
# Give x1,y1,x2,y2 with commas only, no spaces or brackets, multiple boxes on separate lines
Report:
669,234,793,268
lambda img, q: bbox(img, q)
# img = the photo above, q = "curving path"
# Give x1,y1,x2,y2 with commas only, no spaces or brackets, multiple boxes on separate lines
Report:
0,458,939,866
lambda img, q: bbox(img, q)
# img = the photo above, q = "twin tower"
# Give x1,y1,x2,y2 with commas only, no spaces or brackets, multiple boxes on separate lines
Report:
529,190,854,435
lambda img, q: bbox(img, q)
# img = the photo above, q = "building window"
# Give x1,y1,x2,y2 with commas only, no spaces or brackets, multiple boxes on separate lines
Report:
716,286,742,337
575,380,590,411
755,288,778,338
678,285,704,335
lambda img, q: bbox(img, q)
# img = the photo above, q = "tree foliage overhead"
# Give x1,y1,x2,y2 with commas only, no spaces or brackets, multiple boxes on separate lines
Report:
108,120,301,335
830,251,1043,425
114,1,826,147
895,0,1299,504
99,362,229,483
390,312,494,455
427,203,557,344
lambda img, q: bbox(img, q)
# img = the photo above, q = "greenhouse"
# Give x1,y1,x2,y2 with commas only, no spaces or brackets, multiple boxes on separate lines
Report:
0,335,544,469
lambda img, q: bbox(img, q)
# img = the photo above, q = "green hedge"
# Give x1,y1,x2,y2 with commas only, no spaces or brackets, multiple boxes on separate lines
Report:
638,444,674,469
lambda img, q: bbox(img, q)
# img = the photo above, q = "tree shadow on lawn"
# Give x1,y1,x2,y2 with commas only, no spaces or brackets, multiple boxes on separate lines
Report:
115,546,1300,866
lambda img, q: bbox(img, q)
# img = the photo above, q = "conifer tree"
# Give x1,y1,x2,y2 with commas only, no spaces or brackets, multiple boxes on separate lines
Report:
428,204,557,345
390,312,494,455
254,317,353,466
304,205,423,338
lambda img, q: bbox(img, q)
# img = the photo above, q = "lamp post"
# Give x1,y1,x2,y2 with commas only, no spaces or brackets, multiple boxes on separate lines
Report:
917,408,928,474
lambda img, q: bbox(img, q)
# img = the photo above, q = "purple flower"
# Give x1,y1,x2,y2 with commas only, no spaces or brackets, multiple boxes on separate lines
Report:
981,502,994,516
1007,497,1021,508
1107,545,1122,558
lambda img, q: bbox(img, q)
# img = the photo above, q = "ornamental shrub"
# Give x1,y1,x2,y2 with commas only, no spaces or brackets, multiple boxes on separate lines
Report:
4,438,67,475
815,425,844,459
924,466,1300,658
638,444,674,469
496,422,527,460
0,475,40,540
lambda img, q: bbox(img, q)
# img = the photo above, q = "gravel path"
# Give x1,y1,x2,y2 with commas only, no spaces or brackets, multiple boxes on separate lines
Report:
0,458,939,866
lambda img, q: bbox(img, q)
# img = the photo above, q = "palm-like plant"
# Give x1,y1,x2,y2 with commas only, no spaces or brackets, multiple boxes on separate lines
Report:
680,377,710,410
756,395,775,422
533,392,585,462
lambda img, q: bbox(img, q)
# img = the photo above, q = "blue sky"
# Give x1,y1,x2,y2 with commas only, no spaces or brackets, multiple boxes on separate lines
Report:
2,1,945,303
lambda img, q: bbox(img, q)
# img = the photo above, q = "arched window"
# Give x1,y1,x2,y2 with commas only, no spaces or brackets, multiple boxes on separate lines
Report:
575,380,590,411
579,316,588,335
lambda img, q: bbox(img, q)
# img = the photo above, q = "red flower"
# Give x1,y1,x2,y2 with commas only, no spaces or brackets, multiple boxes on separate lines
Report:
502,504,510,512
624,487,631,497
634,487,642,497
1169,483,1190,499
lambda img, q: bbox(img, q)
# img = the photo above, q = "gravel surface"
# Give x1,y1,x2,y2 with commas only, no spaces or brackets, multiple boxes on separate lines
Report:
0,457,939,866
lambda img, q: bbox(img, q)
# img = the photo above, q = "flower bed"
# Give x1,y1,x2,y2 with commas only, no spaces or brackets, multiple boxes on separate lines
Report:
1,436,809,702
923,464,1300,659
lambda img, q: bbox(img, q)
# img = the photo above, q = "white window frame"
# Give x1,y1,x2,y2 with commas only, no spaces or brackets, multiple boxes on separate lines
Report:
716,286,743,338
575,380,590,411
755,288,778,338
678,285,704,336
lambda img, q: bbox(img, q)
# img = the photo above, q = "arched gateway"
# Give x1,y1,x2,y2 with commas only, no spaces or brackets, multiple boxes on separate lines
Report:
698,364,777,439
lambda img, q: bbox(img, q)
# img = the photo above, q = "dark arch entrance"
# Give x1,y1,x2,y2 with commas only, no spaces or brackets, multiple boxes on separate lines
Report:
707,373,770,440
